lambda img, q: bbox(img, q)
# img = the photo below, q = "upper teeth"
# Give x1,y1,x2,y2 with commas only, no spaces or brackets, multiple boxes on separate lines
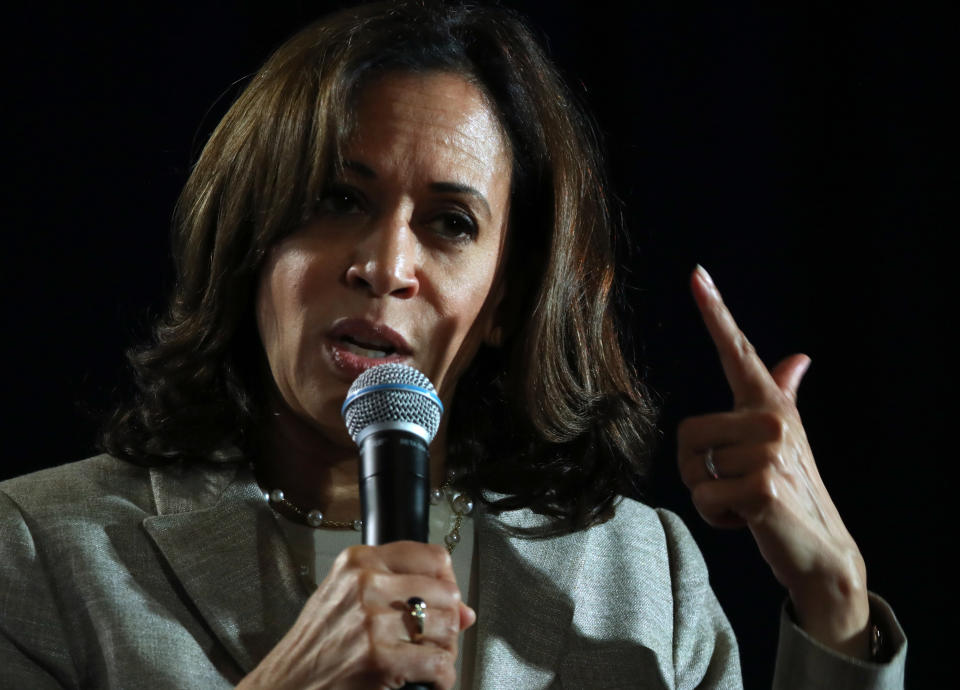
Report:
342,341,389,358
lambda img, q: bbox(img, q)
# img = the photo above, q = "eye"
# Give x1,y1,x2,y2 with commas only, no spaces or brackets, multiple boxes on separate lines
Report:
316,184,366,217
426,210,478,242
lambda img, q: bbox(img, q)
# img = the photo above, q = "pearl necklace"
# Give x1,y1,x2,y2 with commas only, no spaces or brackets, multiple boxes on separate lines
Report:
262,482,474,553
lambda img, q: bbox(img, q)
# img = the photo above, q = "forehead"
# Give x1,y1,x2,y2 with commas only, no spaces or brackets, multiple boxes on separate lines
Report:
346,71,512,179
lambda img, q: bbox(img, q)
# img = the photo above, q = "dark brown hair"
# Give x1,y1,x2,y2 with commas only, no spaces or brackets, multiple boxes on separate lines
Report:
102,0,657,532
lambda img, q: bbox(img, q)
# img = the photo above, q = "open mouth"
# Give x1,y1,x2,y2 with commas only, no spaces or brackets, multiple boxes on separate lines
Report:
327,320,411,373
338,335,396,359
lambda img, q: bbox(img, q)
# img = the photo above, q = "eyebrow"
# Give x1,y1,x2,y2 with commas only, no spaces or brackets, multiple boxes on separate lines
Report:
343,160,492,218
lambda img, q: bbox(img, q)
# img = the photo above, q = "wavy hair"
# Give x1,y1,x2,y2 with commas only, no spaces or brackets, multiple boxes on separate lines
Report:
101,0,657,533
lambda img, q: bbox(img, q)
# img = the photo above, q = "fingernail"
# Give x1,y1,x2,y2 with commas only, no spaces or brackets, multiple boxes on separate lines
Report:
695,264,716,288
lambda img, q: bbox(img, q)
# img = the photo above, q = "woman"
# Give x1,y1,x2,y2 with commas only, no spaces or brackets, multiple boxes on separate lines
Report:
0,1,904,688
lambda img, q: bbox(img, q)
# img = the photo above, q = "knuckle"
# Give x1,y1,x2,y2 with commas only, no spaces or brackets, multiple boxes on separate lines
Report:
354,569,380,605
425,648,456,688
690,483,713,513
437,661,457,689
760,443,785,470
435,605,460,637
411,542,453,574
338,544,371,569
735,331,756,359
753,468,780,506
369,645,398,678
425,542,452,566
771,448,790,472
355,567,373,592
755,410,786,441
379,668,405,690
696,505,724,528
440,579,462,604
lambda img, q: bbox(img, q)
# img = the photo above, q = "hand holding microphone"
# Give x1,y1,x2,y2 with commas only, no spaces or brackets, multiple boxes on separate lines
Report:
341,363,448,690
240,364,473,690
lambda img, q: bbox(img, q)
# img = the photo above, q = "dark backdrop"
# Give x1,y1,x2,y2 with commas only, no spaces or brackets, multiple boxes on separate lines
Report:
2,2,947,687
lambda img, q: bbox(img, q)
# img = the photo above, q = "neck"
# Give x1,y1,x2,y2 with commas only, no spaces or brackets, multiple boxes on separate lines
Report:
255,394,450,521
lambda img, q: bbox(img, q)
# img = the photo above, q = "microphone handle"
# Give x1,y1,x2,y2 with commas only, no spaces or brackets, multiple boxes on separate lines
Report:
358,430,430,545
358,430,432,690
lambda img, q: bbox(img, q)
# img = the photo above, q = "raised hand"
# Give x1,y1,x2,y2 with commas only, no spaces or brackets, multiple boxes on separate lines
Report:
677,265,870,658
239,542,475,689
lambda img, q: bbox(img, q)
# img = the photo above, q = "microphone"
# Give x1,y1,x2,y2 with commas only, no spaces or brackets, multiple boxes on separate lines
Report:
341,364,443,690
341,362,443,547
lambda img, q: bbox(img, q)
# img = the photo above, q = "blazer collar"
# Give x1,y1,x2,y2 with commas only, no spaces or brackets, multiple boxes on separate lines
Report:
142,462,307,676
141,467,586,684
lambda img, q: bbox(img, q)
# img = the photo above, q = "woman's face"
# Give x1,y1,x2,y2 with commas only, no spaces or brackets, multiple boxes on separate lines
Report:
256,71,512,446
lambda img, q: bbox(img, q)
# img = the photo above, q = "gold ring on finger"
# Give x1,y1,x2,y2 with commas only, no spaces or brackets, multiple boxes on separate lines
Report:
407,596,427,641
703,448,719,480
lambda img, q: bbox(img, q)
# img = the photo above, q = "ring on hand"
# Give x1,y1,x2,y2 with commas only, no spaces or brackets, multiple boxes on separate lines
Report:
703,448,719,480
407,596,427,640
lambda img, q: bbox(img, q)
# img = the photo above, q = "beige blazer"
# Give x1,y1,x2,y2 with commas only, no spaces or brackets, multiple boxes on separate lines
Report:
0,455,905,688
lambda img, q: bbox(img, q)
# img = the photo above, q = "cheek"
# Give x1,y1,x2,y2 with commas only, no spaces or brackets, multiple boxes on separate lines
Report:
256,246,316,368
456,277,496,330
441,248,498,317
428,251,501,370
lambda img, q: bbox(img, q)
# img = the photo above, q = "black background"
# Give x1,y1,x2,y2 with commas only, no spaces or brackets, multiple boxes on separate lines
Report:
2,1,948,687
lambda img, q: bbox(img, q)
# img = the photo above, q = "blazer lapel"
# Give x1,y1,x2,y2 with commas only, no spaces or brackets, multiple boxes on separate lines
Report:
143,463,307,675
472,511,584,688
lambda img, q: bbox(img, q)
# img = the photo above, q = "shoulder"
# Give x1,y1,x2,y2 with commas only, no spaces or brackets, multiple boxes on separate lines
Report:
0,456,156,681
479,496,710,595
0,454,155,519
0,453,255,622
584,499,715,605
476,496,740,685
0,453,248,522
0,455,259,686
572,497,709,578
485,497,723,637
0,454,250,555
0,455,160,577
607,499,740,685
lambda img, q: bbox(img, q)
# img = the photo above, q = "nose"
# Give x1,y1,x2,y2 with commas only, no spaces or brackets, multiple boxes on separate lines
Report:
345,214,420,298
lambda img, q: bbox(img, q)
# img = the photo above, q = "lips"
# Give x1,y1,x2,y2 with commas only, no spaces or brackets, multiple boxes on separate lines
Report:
326,319,412,378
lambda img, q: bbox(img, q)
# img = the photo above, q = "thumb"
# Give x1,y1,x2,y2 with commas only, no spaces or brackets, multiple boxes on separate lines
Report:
459,602,477,630
770,354,811,403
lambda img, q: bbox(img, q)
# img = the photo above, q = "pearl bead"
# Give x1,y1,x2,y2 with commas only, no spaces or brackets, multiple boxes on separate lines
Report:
445,531,461,547
269,489,285,503
430,488,444,505
452,493,473,515
306,509,324,527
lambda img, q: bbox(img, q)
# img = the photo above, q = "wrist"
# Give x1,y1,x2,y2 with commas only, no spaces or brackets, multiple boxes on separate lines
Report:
789,557,871,659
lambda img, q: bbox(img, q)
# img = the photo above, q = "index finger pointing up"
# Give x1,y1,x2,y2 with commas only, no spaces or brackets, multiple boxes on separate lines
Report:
691,265,775,407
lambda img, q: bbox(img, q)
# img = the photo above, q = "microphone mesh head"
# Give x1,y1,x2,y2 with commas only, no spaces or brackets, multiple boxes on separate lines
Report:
341,363,443,445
